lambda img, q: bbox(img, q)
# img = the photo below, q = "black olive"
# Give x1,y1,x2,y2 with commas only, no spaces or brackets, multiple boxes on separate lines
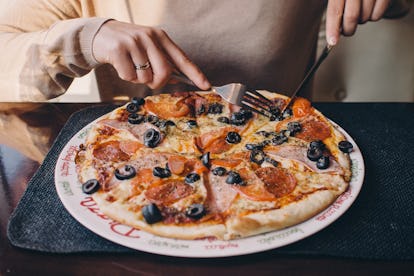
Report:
185,204,205,219
201,152,210,168
259,140,272,147
196,104,206,115
185,173,200,184
226,171,244,185
264,156,279,167
187,120,197,128
126,103,139,113
282,108,293,118
145,115,159,125
128,113,144,125
212,167,227,176
307,147,323,161
230,118,247,126
82,179,100,194
287,121,302,136
131,97,145,106
338,141,353,153
250,149,266,165
316,155,330,169
310,140,325,150
115,165,137,180
217,116,230,124
269,114,283,122
256,130,270,137
245,143,264,151
142,203,163,224
143,128,161,148
159,120,176,129
208,103,224,114
153,166,171,178
225,131,241,144
271,132,288,145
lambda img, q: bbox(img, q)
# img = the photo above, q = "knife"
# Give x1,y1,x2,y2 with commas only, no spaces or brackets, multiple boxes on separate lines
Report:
281,44,334,113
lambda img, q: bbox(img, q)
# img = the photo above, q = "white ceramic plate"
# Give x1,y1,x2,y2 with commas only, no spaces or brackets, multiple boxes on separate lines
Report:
55,116,364,258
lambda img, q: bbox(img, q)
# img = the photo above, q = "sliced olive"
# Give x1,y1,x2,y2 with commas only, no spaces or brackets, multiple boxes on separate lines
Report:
143,128,161,148
245,143,264,151
226,171,244,185
269,106,281,117
128,113,144,125
187,120,197,128
153,166,171,178
201,152,210,168
250,149,266,165
256,130,270,137
185,204,205,219
307,147,323,161
338,141,353,153
269,114,283,122
196,104,206,115
145,115,159,125
310,140,325,150
264,156,279,167
217,116,230,124
212,167,227,176
225,131,241,144
207,103,224,114
271,132,288,145
316,155,330,169
131,97,145,106
142,203,163,224
82,179,100,194
185,173,200,184
115,165,136,180
287,121,302,136
126,103,139,113
282,108,293,118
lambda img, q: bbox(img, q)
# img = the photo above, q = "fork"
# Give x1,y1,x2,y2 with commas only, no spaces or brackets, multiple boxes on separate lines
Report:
170,72,274,117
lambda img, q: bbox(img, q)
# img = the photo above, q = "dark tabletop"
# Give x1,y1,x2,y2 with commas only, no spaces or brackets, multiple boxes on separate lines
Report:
1,102,413,276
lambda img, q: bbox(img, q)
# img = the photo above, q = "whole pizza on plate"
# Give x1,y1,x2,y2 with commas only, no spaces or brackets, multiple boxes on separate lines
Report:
75,90,353,240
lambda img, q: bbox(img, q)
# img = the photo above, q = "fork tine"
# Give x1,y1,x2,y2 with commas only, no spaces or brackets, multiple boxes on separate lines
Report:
242,91,273,111
241,103,271,118
246,89,273,104
242,93,273,115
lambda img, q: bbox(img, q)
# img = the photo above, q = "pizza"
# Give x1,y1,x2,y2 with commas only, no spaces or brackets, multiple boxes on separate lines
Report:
75,91,354,240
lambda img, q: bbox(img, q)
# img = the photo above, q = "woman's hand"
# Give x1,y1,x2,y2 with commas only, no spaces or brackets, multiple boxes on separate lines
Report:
326,0,391,45
92,20,210,90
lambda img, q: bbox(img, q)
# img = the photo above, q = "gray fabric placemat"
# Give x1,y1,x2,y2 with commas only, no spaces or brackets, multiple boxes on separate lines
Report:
7,103,414,259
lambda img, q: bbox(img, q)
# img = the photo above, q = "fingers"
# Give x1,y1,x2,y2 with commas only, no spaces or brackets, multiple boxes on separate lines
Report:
360,0,376,23
342,0,361,36
371,0,391,21
326,0,345,45
92,21,210,90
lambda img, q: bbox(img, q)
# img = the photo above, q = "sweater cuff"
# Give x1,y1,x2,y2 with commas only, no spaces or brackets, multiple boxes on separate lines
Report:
79,17,113,67
384,0,412,18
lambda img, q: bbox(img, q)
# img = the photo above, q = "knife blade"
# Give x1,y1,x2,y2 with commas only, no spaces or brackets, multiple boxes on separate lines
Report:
281,44,334,113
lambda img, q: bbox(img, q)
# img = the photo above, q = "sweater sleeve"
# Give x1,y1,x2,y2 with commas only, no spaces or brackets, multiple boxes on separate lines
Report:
0,0,110,101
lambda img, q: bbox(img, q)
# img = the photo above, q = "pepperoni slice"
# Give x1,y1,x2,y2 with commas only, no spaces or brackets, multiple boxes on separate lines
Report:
196,127,238,154
144,99,191,119
292,97,312,117
295,119,331,142
119,140,142,155
93,141,130,162
130,168,162,195
145,180,194,205
168,155,207,175
232,168,275,201
255,167,297,198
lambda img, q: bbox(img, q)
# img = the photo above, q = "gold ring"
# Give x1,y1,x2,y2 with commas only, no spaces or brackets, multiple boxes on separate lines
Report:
134,61,151,70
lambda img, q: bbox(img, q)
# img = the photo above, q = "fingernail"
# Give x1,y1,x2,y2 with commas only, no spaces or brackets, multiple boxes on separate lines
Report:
328,36,337,46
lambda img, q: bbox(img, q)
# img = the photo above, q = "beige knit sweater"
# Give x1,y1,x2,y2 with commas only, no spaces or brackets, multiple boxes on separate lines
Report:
0,0,410,101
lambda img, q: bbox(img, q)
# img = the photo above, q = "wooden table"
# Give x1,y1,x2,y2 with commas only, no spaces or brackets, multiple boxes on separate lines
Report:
1,103,413,275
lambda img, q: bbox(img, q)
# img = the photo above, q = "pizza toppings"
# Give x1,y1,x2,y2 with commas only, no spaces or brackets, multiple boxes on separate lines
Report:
185,173,201,184
316,155,330,169
114,165,136,180
338,141,353,153
207,103,224,114
292,97,312,117
131,96,145,106
187,120,198,128
142,203,163,224
143,128,161,148
145,180,194,205
287,121,302,136
230,109,253,125
93,141,130,162
185,204,205,220
201,152,210,168
128,113,145,125
226,171,244,185
307,147,323,161
217,116,230,124
144,98,191,119
81,179,101,194
250,149,266,165
255,167,297,198
152,166,171,178
126,102,139,113
212,166,227,176
294,119,331,142
225,131,242,144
